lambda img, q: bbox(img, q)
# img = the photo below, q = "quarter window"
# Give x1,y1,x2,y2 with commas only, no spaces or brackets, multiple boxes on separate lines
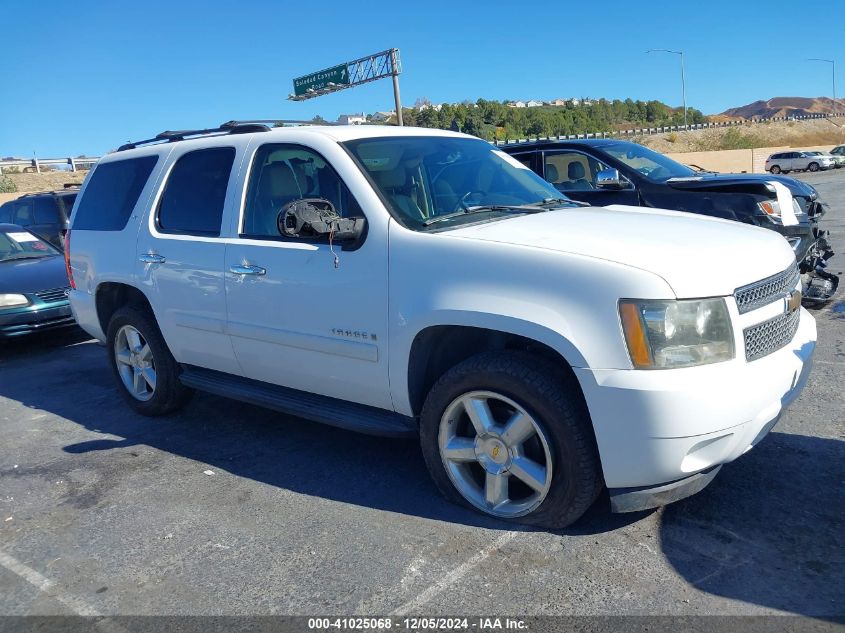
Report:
242,144,362,238
73,156,158,231
158,148,235,236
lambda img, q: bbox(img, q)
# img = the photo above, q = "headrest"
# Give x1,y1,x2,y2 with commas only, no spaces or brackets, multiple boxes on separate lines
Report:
260,163,300,198
375,167,407,189
545,164,559,182
568,161,586,180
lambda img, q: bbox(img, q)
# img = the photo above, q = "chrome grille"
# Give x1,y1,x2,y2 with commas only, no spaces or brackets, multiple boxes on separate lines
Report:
34,287,70,303
734,264,799,314
743,308,800,362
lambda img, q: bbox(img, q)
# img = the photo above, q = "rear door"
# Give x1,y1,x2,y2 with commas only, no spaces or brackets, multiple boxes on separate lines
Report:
135,138,244,375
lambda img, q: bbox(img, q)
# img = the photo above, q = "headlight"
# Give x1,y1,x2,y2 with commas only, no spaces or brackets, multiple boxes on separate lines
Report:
619,298,734,369
0,293,30,308
758,198,803,221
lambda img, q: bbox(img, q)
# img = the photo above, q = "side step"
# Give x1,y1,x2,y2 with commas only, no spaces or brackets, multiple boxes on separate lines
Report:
179,366,417,438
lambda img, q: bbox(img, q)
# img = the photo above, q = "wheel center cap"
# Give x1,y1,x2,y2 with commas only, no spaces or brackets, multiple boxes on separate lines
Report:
475,436,511,473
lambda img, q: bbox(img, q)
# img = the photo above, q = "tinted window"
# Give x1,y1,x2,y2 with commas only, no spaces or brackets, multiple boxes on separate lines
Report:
12,200,32,226
73,156,158,231
543,151,612,192
34,197,59,224
58,194,77,216
0,202,12,224
242,144,362,237
158,148,234,236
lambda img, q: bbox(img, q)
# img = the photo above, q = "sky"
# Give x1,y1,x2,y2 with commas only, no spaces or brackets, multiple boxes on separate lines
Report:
1,0,842,157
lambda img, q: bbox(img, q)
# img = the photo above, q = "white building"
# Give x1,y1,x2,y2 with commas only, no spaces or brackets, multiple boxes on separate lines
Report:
370,111,395,122
507,101,526,108
526,100,543,108
337,113,367,125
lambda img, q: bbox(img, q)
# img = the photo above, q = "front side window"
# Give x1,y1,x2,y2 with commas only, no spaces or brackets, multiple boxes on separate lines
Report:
242,144,362,238
158,148,235,236
73,156,158,231
344,136,571,231
543,151,612,191
600,141,696,182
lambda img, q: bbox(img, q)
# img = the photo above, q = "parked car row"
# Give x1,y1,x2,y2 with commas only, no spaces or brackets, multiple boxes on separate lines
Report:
502,139,838,304
54,122,824,529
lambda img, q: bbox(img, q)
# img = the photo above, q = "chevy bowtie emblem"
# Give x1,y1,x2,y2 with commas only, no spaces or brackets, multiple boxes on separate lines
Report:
492,446,500,459
786,289,801,313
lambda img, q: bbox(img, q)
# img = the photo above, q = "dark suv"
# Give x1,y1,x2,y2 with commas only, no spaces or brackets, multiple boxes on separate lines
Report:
0,186,79,249
501,139,837,303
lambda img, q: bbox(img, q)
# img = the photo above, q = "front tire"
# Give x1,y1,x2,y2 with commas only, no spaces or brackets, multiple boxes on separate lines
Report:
106,306,193,416
419,352,602,529
808,162,819,172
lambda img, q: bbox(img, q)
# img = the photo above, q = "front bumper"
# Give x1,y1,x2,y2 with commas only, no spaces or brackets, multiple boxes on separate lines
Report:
574,306,816,496
0,302,76,338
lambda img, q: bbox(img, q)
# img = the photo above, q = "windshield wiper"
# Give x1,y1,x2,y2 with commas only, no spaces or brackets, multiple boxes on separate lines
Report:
531,197,590,208
423,205,547,227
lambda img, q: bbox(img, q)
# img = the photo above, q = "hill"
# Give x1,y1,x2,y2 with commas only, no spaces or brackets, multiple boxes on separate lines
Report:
721,96,845,120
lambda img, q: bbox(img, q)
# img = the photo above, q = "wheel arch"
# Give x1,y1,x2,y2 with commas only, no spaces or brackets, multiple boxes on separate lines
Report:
403,321,587,418
95,282,155,336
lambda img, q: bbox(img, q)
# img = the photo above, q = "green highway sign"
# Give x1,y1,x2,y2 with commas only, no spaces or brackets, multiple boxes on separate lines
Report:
293,64,349,96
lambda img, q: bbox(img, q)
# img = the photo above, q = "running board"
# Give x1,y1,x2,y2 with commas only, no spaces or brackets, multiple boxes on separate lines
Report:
179,366,417,438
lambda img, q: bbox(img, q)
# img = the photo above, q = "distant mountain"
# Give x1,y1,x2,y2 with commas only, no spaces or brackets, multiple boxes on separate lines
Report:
720,96,845,119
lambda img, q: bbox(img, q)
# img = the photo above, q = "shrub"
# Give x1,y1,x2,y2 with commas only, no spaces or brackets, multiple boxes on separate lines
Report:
0,175,17,193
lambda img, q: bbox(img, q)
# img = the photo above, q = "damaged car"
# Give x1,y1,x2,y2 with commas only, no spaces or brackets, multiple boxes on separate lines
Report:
502,139,837,304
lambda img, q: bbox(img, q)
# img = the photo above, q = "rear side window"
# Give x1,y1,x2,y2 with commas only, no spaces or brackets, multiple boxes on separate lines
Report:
34,197,60,224
12,200,32,226
157,148,235,236
73,156,158,231
0,203,12,224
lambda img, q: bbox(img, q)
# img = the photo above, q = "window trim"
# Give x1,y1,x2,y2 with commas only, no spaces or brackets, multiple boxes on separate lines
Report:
237,142,368,246
154,146,236,238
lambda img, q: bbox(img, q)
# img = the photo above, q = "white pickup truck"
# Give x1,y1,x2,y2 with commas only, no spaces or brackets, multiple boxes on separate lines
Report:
66,123,816,528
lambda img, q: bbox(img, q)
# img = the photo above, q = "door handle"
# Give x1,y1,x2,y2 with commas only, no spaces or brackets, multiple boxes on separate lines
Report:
139,253,166,264
229,264,266,276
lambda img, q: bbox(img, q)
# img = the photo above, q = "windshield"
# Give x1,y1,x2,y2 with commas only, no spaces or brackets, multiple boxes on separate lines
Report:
344,136,573,230
601,141,697,182
0,229,60,262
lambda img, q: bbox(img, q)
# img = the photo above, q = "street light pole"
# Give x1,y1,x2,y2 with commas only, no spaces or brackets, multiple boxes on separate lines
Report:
808,58,837,118
647,49,687,128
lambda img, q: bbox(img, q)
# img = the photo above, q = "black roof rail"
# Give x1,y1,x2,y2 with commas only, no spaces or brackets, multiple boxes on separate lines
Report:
116,119,343,152
117,121,272,152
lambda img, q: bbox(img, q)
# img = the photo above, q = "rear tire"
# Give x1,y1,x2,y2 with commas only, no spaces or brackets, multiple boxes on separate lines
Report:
419,351,603,529
808,162,819,172
769,165,781,174
106,306,193,416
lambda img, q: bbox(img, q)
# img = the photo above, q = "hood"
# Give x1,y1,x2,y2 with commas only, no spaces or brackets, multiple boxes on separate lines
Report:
447,205,796,298
666,172,817,199
0,255,69,294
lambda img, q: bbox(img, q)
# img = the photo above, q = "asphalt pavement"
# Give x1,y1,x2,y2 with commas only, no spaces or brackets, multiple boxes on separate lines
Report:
0,170,843,621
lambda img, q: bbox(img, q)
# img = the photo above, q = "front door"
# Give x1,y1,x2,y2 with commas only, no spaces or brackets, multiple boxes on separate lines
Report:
541,150,640,207
224,142,392,410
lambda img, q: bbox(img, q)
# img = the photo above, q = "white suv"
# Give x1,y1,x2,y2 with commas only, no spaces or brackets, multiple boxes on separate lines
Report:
66,122,816,528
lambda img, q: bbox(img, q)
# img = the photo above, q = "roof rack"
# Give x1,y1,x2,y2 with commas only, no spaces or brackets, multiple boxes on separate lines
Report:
116,119,340,152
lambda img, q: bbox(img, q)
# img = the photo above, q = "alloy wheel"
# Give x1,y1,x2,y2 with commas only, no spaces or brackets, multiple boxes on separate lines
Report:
114,325,156,401
438,390,553,518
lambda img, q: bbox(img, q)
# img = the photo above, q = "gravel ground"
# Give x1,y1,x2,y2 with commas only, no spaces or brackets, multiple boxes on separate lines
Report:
0,171,843,622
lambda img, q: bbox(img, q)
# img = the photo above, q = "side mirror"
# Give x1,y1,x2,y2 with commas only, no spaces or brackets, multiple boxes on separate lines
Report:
595,168,628,190
278,198,366,242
